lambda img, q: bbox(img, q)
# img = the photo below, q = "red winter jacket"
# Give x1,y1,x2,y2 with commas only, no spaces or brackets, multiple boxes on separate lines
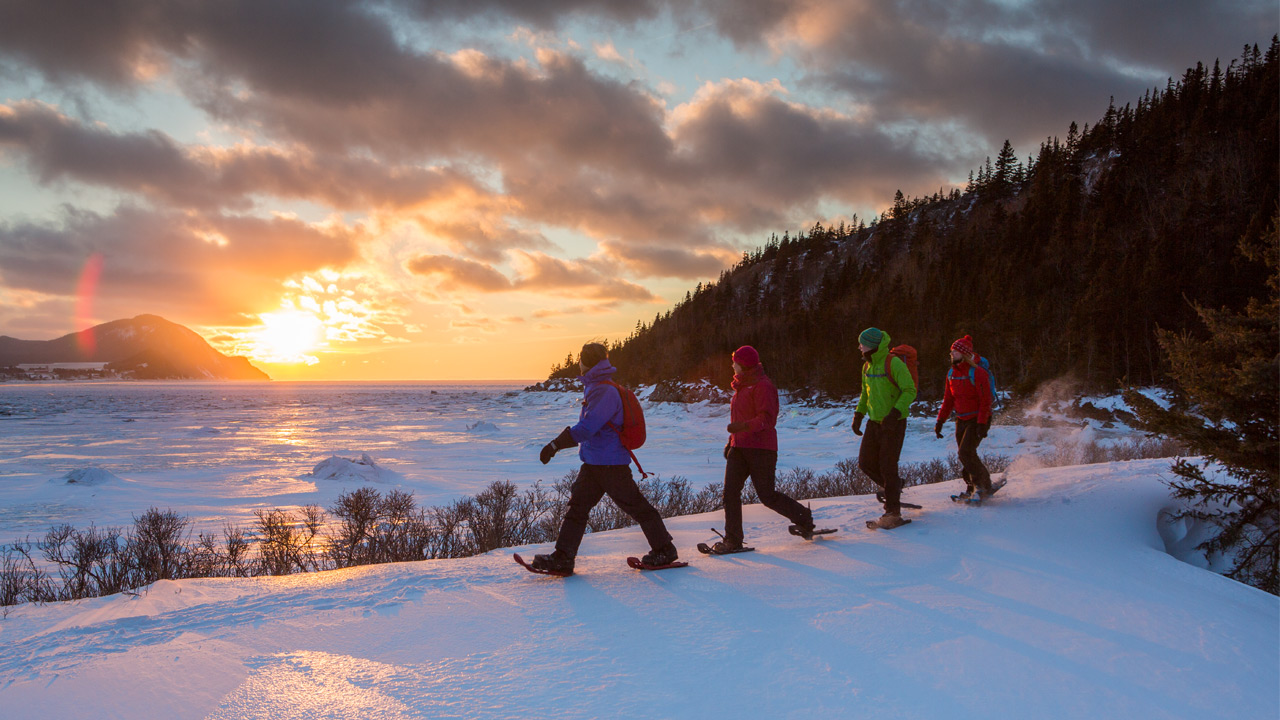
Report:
729,366,779,451
937,360,993,425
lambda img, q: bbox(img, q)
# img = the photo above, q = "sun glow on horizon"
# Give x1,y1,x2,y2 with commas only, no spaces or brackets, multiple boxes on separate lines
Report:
249,310,324,365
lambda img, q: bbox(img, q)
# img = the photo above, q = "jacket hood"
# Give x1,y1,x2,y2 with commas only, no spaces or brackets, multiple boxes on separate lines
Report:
580,359,617,383
868,330,893,362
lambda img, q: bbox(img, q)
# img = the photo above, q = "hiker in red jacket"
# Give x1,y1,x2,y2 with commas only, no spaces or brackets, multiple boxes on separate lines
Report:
710,345,815,552
934,335,995,500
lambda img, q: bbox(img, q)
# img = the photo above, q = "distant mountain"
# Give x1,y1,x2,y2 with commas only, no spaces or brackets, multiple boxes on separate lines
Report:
0,314,269,380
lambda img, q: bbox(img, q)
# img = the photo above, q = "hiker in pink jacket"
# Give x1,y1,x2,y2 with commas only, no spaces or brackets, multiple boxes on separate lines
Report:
710,345,815,552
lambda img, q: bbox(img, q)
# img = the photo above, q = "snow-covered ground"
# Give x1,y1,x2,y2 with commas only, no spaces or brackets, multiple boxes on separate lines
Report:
0,381,1147,541
1,458,1275,719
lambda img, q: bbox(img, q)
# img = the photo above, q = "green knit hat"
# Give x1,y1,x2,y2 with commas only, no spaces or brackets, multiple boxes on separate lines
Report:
858,327,883,349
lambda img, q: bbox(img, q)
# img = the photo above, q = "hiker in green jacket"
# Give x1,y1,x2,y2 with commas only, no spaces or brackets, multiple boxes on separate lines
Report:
851,327,917,529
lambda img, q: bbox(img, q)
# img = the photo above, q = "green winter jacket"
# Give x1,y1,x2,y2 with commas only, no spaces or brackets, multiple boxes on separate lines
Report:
855,330,917,422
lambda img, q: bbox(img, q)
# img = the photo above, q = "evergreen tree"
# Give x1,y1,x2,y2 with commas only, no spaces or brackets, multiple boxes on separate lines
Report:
1124,213,1279,594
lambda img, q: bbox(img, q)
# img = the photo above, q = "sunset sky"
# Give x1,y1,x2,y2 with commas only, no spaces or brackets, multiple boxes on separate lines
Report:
0,1,1271,380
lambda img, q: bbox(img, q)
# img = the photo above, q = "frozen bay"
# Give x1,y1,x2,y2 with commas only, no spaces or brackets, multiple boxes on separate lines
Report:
1,381,1133,541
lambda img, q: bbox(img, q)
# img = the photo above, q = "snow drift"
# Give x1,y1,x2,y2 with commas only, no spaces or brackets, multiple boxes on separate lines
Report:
2,459,1274,719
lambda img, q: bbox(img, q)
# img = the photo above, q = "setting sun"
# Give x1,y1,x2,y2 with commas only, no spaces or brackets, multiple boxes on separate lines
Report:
251,310,323,364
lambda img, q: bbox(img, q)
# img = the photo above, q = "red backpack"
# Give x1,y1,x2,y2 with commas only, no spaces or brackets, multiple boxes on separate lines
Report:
602,380,650,477
882,345,919,391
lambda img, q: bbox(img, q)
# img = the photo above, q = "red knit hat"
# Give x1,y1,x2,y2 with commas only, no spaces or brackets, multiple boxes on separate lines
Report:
951,335,975,355
732,345,760,368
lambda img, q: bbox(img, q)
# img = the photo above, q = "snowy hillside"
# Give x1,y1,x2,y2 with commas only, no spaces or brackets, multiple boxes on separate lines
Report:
1,458,1275,719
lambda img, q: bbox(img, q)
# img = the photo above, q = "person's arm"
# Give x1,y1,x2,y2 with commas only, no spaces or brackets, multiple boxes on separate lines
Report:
570,384,621,442
937,374,955,423
855,365,869,415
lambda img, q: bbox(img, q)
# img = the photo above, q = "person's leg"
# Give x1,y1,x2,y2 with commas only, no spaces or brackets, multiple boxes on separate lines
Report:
955,420,974,494
878,417,907,514
722,448,751,543
554,465,607,557
601,466,673,551
744,448,812,527
957,420,992,492
858,420,885,489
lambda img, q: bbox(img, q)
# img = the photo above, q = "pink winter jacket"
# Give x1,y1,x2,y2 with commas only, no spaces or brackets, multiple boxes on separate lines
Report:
729,367,779,451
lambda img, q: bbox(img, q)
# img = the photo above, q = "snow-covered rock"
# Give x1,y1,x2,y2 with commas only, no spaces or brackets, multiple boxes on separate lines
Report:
465,420,500,434
308,453,388,483
55,467,121,486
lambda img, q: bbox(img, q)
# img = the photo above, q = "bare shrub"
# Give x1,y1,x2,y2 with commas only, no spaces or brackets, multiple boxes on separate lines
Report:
1,541,53,609
129,508,191,584
254,507,325,576
39,524,134,600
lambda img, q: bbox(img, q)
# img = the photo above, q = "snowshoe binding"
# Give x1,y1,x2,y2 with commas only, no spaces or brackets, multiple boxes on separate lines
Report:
865,512,912,530
697,529,755,555
629,543,688,571
788,524,838,540
515,552,573,577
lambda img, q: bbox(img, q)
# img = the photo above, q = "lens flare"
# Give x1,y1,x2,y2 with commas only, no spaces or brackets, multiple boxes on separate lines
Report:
75,253,103,357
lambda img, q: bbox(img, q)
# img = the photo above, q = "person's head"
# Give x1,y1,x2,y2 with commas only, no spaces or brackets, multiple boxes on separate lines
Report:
731,345,760,373
579,342,608,372
858,327,883,354
950,335,974,363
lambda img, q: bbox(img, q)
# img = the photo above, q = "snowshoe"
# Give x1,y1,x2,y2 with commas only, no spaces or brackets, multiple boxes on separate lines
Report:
788,524,838,540
514,553,573,577
865,512,912,530
950,486,976,503
697,541,755,555
641,543,678,566
627,556,690,571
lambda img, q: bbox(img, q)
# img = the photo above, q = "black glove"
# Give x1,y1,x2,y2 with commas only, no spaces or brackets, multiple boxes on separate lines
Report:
540,426,578,464
978,423,989,440
934,421,944,439
851,412,865,436
886,408,902,423
726,421,750,434
723,443,731,460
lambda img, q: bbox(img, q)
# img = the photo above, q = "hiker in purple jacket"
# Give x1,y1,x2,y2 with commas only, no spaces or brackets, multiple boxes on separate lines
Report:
532,342,676,575
709,345,815,552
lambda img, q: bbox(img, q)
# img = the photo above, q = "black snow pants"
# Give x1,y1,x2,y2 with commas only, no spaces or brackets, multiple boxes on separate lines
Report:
723,447,813,543
555,463,672,557
859,416,907,514
955,418,992,492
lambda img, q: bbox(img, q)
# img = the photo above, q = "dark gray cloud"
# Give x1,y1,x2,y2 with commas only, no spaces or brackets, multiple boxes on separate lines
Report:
0,0,173,87
407,251,658,302
689,0,1274,147
0,205,360,321
0,100,481,211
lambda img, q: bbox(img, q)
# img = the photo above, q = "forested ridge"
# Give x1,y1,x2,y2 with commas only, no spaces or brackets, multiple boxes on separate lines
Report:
552,39,1279,399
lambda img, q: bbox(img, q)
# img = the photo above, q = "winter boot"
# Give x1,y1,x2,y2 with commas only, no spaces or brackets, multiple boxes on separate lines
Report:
869,511,908,530
640,542,679,567
711,536,745,554
788,520,817,540
531,549,575,575
954,485,975,501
